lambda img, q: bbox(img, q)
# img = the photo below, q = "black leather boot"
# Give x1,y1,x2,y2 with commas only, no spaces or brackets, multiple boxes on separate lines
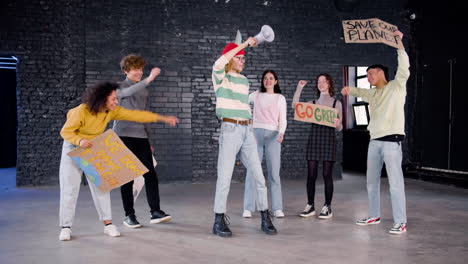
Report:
260,210,277,235
212,213,232,237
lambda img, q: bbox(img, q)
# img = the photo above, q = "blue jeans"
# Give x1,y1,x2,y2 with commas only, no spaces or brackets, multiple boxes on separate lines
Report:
244,128,283,211
214,122,268,213
367,140,407,224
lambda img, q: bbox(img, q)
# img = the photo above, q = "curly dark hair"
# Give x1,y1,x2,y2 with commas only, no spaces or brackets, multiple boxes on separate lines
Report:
260,70,281,94
315,73,335,97
81,82,119,114
120,54,146,72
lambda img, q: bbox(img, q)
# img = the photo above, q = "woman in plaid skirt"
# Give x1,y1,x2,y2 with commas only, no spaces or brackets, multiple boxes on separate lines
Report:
292,73,342,219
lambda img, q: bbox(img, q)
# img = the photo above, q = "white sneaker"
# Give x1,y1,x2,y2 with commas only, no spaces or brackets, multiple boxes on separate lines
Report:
104,224,121,237
59,227,72,241
274,210,285,218
242,210,252,218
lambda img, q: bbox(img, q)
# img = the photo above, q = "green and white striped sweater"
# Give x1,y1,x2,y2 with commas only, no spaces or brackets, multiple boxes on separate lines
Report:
212,55,251,120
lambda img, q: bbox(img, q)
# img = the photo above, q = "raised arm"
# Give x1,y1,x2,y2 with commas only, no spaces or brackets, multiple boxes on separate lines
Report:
292,80,308,108
223,37,256,61
117,67,161,98
391,31,410,89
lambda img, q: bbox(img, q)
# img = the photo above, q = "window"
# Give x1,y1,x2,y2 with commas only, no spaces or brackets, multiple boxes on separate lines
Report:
355,66,372,102
353,103,370,126
0,56,18,70
343,66,371,129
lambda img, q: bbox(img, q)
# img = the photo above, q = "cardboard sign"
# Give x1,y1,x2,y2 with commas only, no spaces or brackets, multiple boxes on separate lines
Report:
294,102,339,128
67,129,149,193
342,18,404,49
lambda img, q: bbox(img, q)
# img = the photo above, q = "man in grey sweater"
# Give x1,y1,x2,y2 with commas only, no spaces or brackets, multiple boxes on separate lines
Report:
114,54,178,228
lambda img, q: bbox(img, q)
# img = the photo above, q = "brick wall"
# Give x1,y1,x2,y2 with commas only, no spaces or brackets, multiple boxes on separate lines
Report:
0,0,412,186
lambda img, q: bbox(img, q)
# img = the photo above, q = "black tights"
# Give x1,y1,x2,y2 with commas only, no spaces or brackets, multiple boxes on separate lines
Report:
306,160,334,206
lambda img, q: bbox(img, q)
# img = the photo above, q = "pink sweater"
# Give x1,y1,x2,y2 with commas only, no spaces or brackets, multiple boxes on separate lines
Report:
249,91,287,134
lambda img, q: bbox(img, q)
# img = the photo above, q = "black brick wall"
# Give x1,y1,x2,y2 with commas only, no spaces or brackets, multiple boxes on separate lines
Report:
1,0,86,186
0,0,412,186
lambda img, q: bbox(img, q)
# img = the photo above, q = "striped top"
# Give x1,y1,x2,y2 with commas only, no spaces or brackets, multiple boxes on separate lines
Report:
212,55,251,120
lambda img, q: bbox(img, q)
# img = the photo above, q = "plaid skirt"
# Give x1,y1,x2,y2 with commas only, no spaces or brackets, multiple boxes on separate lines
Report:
306,123,337,161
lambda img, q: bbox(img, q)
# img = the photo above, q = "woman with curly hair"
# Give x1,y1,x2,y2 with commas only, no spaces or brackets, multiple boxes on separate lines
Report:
58,81,178,241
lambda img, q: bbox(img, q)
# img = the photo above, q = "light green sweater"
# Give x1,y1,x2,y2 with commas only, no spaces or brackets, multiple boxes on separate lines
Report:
350,49,410,139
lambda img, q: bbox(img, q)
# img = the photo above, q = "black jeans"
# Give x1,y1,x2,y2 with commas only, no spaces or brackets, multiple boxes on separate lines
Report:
120,137,161,216
306,160,334,206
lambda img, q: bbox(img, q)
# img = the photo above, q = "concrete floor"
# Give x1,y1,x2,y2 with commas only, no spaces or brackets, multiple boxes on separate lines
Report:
0,170,467,264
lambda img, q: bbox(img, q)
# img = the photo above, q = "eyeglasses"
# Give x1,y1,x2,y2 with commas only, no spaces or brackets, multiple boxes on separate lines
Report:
234,56,246,62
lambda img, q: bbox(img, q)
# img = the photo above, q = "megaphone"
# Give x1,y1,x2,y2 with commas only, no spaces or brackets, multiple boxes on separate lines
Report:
254,25,275,44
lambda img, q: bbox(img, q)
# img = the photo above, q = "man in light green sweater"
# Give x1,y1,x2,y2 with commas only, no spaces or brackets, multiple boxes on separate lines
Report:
342,30,409,235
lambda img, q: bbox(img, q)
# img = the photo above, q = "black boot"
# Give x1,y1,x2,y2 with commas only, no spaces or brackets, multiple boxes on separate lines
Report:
212,213,232,237
260,210,277,235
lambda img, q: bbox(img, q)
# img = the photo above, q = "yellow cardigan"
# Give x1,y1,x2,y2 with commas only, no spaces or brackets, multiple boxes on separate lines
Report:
60,104,159,146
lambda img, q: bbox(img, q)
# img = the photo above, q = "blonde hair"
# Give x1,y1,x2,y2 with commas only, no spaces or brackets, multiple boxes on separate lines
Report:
225,59,243,73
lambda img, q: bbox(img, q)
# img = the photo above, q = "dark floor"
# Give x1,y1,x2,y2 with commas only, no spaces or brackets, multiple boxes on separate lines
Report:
0,168,467,264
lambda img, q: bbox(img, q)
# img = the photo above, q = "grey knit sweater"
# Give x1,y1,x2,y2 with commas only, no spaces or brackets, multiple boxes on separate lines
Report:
112,78,151,139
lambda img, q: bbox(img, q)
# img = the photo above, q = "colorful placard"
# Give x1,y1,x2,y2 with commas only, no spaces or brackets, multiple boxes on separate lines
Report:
67,129,148,193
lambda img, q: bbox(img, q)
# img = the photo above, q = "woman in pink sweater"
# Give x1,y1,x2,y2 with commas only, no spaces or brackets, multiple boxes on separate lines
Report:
243,70,287,218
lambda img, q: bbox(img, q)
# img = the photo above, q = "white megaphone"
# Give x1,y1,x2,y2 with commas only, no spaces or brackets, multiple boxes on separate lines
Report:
254,25,275,44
